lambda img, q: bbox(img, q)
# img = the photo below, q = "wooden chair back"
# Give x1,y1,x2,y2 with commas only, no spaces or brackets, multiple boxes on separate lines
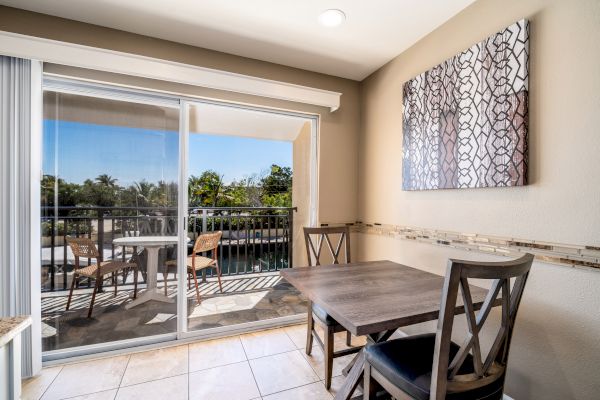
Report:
430,253,534,399
193,231,222,255
303,226,351,266
67,237,100,260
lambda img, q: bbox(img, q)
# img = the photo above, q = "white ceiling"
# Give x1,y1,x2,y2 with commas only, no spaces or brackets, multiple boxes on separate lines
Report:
0,0,476,80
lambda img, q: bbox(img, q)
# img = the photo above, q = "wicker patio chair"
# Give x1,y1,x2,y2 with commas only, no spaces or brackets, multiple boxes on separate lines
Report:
66,237,138,318
164,231,223,304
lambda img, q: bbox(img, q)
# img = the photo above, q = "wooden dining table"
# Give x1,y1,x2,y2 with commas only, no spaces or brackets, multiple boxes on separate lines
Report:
280,260,495,400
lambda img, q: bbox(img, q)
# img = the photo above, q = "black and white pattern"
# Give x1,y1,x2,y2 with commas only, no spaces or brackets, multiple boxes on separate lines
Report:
403,20,529,191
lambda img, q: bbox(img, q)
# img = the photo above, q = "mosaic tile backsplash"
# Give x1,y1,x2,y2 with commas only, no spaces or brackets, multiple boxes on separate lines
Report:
325,222,600,271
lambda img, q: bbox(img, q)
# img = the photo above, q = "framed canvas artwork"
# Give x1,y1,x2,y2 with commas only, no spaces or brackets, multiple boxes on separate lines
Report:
402,19,529,191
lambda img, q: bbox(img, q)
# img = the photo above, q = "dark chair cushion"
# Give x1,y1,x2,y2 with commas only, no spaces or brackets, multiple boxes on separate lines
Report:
312,303,338,326
365,333,504,400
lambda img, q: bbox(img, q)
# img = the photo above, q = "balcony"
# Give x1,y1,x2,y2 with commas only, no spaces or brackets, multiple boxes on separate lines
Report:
40,206,306,352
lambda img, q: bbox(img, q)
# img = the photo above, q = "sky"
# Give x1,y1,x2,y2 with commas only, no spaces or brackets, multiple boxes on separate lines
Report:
43,120,292,186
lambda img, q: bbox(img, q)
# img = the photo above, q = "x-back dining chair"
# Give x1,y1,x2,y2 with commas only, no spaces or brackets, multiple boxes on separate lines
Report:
363,253,534,400
303,225,362,389
164,231,223,304
66,237,138,318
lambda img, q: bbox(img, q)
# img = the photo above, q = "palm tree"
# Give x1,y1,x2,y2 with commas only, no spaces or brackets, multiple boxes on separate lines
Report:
133,180,156,208
92,174,119,207
95,174,117,187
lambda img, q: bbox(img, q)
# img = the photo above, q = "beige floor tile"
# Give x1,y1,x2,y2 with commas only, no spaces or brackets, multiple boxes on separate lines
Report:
21,366,63,400
328,375,362,398
42,356,129,400
309,325,360,350
301,345,356,380
67,389,118,400
240,328,296,359
249,350,319,396
314,324,325,338
283,324,308,349
188,336,246,372
120,345,188,387
262,382,333,400
333,332,367,350
188,361,260,400
116,375,187,400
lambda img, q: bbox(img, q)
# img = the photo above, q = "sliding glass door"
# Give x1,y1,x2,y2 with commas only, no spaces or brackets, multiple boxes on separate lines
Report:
40,78,313,358
41,85,181,354
182,101,306,335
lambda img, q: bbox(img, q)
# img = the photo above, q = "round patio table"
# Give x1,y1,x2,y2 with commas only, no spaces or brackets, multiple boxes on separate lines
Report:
113,236,186,309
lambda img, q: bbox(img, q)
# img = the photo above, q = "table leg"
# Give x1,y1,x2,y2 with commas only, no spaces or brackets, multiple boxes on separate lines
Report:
126,246,174,309
335,329,397,400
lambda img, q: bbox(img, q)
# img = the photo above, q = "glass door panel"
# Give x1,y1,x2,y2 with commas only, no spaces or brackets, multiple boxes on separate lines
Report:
185,102,304,333
41,90,180,352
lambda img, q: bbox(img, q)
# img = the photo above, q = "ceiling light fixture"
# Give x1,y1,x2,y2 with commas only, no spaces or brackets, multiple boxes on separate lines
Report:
318,9,346,27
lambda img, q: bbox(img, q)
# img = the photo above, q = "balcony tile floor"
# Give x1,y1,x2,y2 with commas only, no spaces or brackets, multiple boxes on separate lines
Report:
23,325,367,400
42,272,307,351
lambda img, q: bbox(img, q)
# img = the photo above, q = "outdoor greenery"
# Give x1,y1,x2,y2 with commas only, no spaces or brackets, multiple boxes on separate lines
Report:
40,220,92,236
41,164,292,211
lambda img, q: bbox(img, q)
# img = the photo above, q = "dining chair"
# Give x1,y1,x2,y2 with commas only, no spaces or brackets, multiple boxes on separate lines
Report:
66,237,139,318
164,231,223,303
363,253,534,400
303,226,362,389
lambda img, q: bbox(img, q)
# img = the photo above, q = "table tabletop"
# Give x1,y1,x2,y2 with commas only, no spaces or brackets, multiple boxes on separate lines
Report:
281,260,492,336
113,236,182,247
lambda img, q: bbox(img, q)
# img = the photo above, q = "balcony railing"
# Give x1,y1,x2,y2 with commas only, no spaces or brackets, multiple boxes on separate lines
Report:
41,206,296,292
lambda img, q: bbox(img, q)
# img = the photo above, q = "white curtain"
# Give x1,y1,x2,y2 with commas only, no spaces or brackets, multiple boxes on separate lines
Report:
0,55,42,377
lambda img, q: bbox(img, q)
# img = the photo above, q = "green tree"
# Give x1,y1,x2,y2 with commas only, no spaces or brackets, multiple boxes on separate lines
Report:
260,165,292,207
132,180,156,208
189,170,228,207
41,165,293,210
41,174,81,209
95,174,117,188
223,180,250,207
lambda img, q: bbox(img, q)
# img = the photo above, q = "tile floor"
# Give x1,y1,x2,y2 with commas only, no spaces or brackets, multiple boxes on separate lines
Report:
23,324,367,400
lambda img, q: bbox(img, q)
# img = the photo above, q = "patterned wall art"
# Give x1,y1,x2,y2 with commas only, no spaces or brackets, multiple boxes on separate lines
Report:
402,19,529,190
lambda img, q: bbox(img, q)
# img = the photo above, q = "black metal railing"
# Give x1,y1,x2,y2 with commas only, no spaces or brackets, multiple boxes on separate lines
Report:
41,206,296,292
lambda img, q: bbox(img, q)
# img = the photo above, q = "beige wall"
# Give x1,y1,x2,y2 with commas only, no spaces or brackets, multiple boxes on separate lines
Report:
292,122,312,268
0,6,360,233
359,0,600,399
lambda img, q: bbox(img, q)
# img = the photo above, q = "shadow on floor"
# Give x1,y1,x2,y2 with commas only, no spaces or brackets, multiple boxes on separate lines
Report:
42,274,308,351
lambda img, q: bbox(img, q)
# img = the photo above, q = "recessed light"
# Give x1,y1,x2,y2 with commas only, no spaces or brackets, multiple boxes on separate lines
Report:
318,9,346,27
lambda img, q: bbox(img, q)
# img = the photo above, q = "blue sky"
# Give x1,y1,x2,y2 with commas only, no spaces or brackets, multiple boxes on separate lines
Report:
43,120,292,185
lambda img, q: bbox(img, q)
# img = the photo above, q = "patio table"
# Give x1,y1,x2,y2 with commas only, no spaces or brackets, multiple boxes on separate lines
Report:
280,260,497,400
113,236,186,309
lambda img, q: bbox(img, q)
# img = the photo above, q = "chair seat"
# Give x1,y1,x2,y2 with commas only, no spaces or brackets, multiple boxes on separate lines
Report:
312,303,339,326
76,261,134,278
365,333,504,400
165,255,217,270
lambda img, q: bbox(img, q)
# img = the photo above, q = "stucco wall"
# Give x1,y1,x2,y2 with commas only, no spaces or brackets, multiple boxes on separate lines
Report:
358,0,600,399
293,122,312,268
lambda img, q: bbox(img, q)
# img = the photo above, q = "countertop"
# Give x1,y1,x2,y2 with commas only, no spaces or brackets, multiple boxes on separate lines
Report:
0,315,32,347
